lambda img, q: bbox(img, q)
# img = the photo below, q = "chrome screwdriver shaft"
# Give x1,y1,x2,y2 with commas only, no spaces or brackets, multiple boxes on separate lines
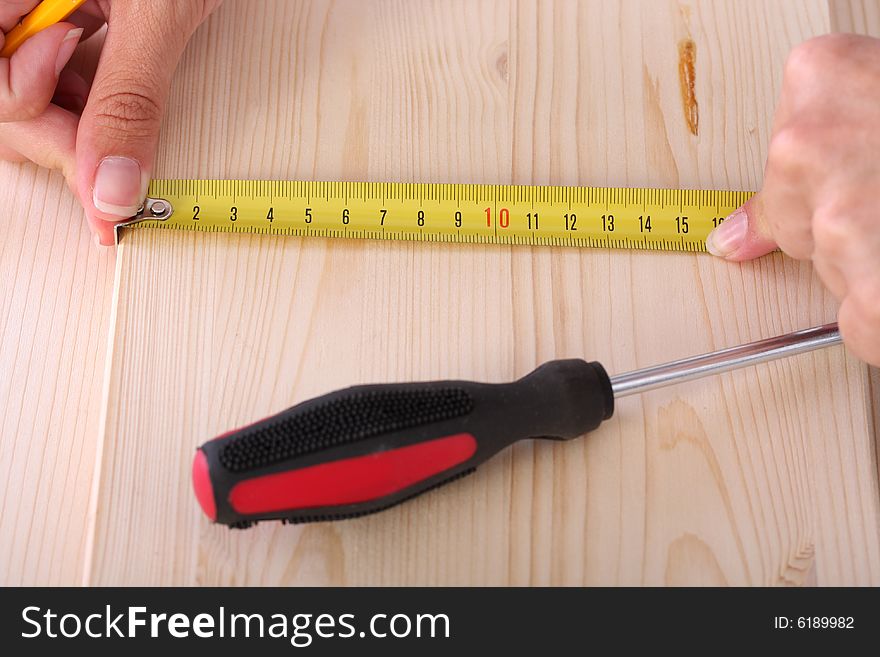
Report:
609,323,842,398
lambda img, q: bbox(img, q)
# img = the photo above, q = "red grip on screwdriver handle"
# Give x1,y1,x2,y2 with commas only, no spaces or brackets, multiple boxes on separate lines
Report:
193,359,613,527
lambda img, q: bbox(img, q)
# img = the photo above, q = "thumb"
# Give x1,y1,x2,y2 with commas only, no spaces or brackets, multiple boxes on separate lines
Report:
705,195,777,261
75,3,197,245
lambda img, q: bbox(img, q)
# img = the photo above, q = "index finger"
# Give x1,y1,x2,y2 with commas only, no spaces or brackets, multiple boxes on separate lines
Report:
0,102,77,181
1,1,41,32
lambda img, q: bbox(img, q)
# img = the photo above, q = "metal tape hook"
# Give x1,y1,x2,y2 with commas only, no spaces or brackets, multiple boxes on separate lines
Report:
113,197,174,244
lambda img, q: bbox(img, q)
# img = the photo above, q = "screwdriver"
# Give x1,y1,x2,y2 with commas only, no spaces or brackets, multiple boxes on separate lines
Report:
192,323,841,527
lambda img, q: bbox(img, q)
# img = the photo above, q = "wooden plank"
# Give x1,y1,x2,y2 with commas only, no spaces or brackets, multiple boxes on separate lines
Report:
830,0,880,488
830,0,880,34
0,164,114,585
828,0,880,561
87,0,880,585
0,37,113,586
506,0,879,587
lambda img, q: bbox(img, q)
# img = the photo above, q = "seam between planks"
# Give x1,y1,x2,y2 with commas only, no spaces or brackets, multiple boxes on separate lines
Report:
81,240,128,586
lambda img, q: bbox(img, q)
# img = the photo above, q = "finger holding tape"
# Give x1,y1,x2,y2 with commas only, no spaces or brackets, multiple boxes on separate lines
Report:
0,22,82,121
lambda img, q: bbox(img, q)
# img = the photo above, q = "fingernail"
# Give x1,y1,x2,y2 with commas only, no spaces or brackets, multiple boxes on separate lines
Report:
706,207,748,257
93,156,148,217
93,234,106,248
55,28,83,76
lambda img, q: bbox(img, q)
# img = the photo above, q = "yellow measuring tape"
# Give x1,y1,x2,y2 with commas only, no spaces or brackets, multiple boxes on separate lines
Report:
119,180,753,252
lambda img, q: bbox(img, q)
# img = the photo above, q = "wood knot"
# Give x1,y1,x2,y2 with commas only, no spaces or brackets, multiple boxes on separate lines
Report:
678,39,699,136
495,48,509,82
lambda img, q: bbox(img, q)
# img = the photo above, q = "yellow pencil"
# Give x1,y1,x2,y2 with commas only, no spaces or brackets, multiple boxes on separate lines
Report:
0,0,87,58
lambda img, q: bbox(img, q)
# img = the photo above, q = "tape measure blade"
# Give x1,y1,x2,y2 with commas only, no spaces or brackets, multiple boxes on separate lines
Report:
137,180,752,252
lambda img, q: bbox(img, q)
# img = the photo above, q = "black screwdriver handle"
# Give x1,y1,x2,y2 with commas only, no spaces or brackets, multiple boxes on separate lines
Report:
192,359,614,527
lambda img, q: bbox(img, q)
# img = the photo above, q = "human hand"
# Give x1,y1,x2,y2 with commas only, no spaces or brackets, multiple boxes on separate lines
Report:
0,0,221,245
706,34,880,366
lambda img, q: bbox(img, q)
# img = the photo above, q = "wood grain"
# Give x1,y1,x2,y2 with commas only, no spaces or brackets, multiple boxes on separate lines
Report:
829,0,880,565
83,0,879,586
830,0,880,34
0,165,114,585
0,38,113,586
2,0,877,586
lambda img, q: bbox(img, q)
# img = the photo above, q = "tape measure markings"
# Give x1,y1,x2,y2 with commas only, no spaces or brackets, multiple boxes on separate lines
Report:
128,180,753,252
